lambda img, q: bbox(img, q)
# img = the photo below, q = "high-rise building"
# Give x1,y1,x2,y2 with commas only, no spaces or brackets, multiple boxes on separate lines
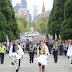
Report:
14,0,31,22
33,5,38,16
21,0,27,8
27,10,32,22
10,0,13,5
14,5,21,13
45,10,51,17
29,14,32,21
33,1,50,22
16,3,21,7
33,5,38,22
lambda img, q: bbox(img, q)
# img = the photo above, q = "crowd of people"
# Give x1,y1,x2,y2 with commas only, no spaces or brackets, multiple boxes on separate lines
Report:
0,39,72,72
46,39,71,55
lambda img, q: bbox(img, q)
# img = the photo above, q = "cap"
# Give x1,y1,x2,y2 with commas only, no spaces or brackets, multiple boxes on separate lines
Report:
40,40,44,43
14,40,18,43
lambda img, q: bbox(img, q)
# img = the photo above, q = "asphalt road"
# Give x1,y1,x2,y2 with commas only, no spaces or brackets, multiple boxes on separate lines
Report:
0,54,72,72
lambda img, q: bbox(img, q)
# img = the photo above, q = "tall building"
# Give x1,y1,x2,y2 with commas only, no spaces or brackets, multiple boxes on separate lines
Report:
33,2,50,22
21,0,27,8
27,10,32,22
29,14,32,21
33,5,38,16
16,8,28,21
45,10,51,17
10,0,13,5
42,2,45,13
14,5,21,13
40,2,47,19
33,5,38,22
14,0,31,22
18,8,27,13
16,3,21,7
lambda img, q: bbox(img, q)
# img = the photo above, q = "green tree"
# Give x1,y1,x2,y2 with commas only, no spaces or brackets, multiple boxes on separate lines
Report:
16,17,30,32
60,0,72,40
0,12,7,42
47,0,66,39
34,18,48,35
0,0,20,42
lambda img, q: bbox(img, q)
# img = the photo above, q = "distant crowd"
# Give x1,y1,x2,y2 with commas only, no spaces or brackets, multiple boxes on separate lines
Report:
0,39,71,56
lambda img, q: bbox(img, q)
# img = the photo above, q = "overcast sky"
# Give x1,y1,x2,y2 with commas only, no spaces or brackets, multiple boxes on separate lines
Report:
13,0,53,16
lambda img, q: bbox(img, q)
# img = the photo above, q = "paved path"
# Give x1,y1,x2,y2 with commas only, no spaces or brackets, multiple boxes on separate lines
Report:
0,54,72,72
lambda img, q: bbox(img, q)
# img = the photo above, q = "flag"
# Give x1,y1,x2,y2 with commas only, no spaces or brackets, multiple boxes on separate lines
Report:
48,34,53,41
50,35,53,41
55,33,57,40
59,34,61,40
6,35,9,47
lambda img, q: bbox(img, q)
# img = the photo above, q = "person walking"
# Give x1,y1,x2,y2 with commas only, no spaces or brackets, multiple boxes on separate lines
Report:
26,40,30,53
59,41,63,56
0,43,6,64
29,43,35,63
37,40,50,72
63,41,67,57
53,41,58,63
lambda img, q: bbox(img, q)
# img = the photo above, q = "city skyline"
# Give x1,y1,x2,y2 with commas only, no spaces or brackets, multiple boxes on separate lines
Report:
13,0,54,17
21,0,27,8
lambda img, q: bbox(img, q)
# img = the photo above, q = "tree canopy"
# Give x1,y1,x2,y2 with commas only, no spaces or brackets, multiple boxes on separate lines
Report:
47,0,72,40
16,17,30,33
60,0,72,40
34,18,48,35
0,0,20,42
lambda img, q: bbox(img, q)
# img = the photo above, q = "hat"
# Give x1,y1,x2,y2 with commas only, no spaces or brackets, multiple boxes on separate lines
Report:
14,40,18,43
40,40,44,43
69,40,72,43
70,40,72,43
